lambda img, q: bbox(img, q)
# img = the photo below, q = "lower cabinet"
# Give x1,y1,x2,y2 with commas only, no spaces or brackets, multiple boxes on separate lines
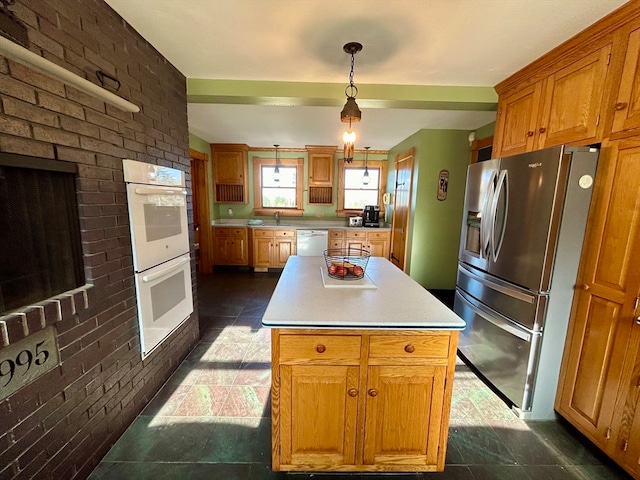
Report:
339,230,391,259
213,227,248,266
272,329,458,472
251,228,296,271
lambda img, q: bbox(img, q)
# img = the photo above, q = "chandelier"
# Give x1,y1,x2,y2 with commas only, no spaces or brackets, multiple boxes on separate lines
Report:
341,42,362,163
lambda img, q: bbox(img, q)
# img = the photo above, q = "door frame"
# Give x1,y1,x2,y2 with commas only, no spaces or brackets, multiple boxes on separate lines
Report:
390,148,414,272
190,148,213,273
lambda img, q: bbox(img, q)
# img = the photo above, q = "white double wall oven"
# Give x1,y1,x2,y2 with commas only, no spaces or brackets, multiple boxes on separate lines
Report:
123,159,193,358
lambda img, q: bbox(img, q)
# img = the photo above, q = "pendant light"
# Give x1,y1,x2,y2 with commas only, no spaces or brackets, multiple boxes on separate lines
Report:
273,144,280,182
341,42,362,163
362,147,370,185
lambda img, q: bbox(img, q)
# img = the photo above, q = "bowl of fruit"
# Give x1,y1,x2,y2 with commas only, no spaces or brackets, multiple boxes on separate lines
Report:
323,248,371,280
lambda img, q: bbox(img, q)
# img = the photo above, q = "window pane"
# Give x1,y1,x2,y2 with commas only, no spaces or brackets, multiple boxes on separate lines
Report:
345,168,379,190
263,166,296,187
344,190,379,210
262,188,297,208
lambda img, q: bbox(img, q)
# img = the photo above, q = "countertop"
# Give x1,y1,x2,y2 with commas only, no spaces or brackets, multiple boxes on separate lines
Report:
262,256,465,330
212,220,391,231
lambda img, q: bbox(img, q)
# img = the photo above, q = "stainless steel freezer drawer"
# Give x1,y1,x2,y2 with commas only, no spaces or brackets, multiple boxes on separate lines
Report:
454,288,542,412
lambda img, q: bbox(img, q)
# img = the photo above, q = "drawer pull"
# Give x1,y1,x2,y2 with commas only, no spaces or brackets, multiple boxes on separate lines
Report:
526,131,534,137
539,127,546,134
348,388,358,397
316,344,326,353
614,102,628,111
404,344,415,353
368,388,378,397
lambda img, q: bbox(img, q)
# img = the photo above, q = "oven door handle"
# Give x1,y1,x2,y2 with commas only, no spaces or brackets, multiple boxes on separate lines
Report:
456,290,532,342
134,186,187,196
142,257,190,283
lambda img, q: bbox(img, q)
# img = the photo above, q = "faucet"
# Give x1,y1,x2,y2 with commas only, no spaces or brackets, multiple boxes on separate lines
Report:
275,211,280,226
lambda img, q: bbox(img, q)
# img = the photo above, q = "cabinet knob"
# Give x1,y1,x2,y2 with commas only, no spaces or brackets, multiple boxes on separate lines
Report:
582,284,590,291
348,388,358,397
368,388,378,397
539,127,547,134
404,344,415,353
316,344,326,353
614,102,628,111
526,131,534,137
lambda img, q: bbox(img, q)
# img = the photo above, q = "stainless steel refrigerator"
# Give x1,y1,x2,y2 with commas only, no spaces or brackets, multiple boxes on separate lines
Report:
453,145,599,420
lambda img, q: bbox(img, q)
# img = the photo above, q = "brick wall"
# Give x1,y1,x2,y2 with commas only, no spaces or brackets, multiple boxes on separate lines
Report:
0,1,199,479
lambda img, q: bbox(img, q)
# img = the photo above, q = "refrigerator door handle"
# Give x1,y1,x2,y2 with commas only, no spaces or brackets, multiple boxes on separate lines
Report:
481,170,498,259
458,263,536,304
491,169,509,261
457,290,532,342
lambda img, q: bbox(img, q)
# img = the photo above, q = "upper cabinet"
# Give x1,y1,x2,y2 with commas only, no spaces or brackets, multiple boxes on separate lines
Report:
307,146,335,205
211,143,248,203
612,24,640,137
493,82,543,156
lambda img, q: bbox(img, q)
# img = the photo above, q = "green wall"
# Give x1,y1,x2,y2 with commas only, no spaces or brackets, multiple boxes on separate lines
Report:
387,129,472,290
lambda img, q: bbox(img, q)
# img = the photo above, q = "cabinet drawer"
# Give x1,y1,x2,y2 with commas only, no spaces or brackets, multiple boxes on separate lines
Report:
253,229,274,237
276,229,296,238
280,335,361,362
369,335,450,358
229,228,246,236
215,227,230,236
329,230,344,239
368,231,389,240
345,230,367,239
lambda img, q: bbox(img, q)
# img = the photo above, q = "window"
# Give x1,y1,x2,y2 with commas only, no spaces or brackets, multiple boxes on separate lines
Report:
253,156,304,216
337,159,387,216
0,153,85,315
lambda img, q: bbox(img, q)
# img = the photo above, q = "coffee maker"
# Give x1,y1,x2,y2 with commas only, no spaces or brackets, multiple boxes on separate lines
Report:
362,205,380,227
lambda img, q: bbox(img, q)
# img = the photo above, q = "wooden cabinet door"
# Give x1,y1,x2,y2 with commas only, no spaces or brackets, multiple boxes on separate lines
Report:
537,44,612,148
363,365,446,468
493,82,543,157
556,141,640,451
213,151,244,184
274,238,295,267
213,234,228,265
253,236,273,268
612,27,640,136
346,239,365,251
280,365,359,467
228,234,248,265
367,232,390,258
309,152,334,186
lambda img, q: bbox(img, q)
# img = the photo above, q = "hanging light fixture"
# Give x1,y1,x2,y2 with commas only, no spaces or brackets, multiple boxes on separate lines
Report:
273,144,280,182
362,146,370,185
341,42,362,163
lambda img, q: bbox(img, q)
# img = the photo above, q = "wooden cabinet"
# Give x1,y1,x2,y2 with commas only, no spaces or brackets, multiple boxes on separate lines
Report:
272,329,458,472
329,229,344,249
251,228,296,271
612,25,640,137
345,230,390,259
213,227,248,266
556,140,640,473
307,146,335,204
211,144,248,203
493,43,612,157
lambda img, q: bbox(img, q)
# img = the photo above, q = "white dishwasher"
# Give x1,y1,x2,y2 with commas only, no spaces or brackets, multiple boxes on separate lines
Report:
296,229,329,256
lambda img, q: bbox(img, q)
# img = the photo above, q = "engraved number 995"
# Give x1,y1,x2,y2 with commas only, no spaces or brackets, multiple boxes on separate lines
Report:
0,341,49,387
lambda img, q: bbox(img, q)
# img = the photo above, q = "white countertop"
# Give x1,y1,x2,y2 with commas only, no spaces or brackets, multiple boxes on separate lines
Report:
262,256,465,330
212,219,391,230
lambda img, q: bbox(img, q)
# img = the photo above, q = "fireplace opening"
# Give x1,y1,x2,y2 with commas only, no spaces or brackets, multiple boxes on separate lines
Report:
0,153,85,315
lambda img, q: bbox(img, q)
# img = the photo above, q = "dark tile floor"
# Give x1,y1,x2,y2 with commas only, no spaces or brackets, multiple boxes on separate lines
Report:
89,269,634,480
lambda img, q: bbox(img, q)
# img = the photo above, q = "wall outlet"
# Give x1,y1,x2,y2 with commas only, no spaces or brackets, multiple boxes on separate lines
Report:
228,208,233,216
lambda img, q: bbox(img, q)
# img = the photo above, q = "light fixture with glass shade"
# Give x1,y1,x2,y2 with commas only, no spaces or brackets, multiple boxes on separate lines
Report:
273,144,280,182
362,146,370,185
341,42,362,163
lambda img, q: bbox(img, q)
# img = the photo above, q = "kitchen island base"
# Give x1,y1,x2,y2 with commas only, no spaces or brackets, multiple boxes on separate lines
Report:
270,328,459,473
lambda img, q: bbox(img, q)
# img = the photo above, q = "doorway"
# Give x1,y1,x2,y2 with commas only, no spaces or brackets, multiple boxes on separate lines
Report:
390,148,414,271
190,149,212,273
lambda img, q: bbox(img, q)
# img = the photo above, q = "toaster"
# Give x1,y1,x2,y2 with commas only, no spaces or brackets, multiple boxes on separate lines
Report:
348,216,363,227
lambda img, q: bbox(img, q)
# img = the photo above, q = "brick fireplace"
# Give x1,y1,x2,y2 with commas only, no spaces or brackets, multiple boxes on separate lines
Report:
0,1,199,478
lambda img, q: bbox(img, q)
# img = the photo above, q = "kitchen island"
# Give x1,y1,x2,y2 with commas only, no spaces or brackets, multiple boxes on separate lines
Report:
263,256,465,473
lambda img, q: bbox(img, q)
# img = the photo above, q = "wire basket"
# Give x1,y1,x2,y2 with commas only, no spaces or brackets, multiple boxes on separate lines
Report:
323,248,371,280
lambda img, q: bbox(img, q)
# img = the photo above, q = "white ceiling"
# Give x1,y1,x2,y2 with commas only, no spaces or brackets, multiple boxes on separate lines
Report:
105,0,627,150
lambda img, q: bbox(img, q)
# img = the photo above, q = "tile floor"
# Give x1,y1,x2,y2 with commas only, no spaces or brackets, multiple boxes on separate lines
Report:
89,269,633,480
